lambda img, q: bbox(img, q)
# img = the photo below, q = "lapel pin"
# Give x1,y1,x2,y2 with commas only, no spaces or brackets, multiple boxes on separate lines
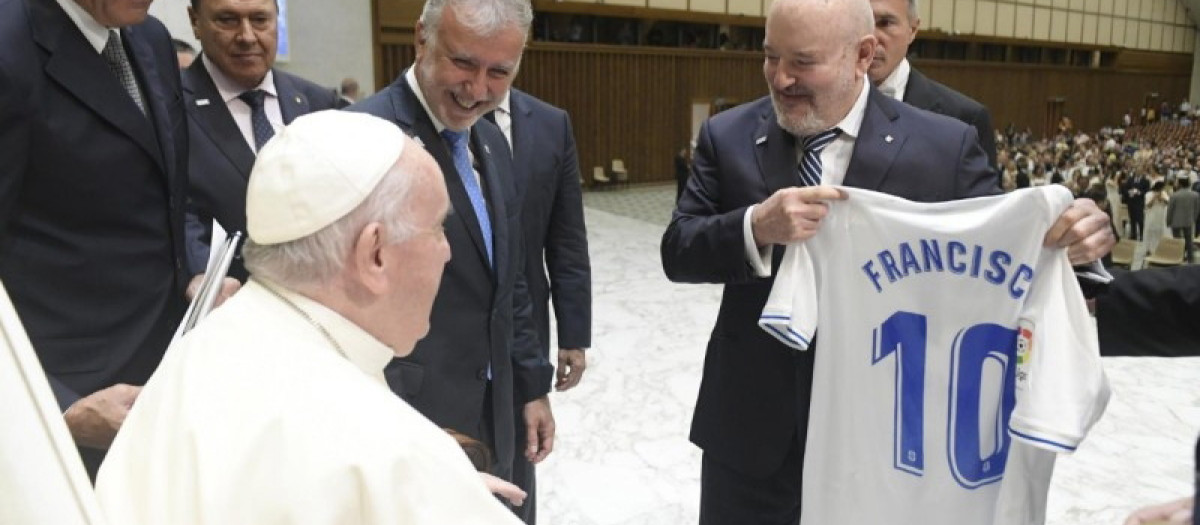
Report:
885,135,894,143
294,95,303,104
755,136,767,145
196,99,210,106
484,144,491,155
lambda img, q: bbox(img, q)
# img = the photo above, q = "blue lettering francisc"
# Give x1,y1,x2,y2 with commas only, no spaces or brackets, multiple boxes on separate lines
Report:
898,242,922,277
879,251,902,284
983,250,1012,285
920,239,943,272
947,241,967,274
969,244,984,278
863,261,884,293
1008,264,1034,299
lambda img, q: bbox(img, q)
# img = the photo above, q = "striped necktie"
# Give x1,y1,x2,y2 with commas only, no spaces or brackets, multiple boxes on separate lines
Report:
797,128,842,187
237,90,275,151
441,129,493,267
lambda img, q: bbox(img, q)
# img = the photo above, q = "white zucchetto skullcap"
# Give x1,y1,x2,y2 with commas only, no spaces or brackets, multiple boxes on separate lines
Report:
247,110,405,244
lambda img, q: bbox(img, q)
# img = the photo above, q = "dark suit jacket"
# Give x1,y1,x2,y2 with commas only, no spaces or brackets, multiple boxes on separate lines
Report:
1097,266,1200,357
661,88,998,477
904,68,998,171
0,0,188,411
347,76,552,481
505,88,592,357
183,58,339,278
1121,175,1151,211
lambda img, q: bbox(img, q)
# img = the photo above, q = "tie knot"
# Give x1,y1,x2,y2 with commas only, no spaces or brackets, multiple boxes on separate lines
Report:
238,89,267,109
440,129,468,148
803,128,842,153
101,30,123,63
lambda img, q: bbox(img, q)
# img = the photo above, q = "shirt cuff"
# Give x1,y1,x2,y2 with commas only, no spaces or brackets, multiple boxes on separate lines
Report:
743,204,774,277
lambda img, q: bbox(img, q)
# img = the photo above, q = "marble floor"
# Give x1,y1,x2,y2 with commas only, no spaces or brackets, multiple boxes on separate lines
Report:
537,184,1200,525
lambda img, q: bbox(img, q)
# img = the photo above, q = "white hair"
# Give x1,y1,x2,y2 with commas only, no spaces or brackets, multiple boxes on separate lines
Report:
420,0,532,46
243,155,418,289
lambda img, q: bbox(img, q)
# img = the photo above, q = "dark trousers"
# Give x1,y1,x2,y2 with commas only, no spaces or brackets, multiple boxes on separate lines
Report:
1128,205,1145,240
512,409,537,523
699,435,804,525
1174,227,1195,263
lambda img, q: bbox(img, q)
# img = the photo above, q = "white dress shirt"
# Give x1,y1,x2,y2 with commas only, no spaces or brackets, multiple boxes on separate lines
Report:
202,54,284,152
743,79,872,276
876,58,912,101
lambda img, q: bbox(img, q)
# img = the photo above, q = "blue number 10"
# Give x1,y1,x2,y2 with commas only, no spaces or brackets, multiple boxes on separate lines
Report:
872,311,1018,488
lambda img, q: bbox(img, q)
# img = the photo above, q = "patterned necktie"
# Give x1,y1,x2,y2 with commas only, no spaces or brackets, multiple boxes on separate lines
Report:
441,129,493,267
237,90,275,151
101,30,145,115
798,128,842,187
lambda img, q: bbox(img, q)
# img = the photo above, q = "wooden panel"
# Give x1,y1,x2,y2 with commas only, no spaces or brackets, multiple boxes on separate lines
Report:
378,0,422,29
919,60,1188,139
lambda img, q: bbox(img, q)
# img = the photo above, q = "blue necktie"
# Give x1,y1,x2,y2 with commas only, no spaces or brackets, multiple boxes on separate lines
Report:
237,90,274,151
798,128,842,187
441,129,493,267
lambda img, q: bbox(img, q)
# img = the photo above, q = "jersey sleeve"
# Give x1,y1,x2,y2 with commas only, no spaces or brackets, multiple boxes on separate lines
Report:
1006,247,1111,454
758,242,818,351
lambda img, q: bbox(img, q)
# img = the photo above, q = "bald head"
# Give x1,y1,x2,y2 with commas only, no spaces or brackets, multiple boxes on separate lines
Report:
763,0,876,135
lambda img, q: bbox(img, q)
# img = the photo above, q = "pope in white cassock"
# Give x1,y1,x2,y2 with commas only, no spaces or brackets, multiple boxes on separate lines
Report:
95,110,525,524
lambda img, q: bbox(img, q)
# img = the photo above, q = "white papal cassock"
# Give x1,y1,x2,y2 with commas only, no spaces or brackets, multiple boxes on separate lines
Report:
95,280,522,524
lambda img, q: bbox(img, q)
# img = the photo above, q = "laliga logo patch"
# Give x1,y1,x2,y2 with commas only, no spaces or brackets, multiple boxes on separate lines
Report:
1015,319,1034,387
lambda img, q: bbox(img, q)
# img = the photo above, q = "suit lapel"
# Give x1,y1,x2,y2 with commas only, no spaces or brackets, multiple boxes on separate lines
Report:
274,71,313,123
473,129,506,280
394,81,494,273
902,69,942,114
184,60,256,179
508,92,534,199
123,24,171,176
753,103,800,195
845,88,906,191
32,3,163,171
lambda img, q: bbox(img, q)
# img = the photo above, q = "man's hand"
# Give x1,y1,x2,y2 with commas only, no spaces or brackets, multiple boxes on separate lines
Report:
1123,496,1193,525
185,274,242,307
555,348,587,391
479,472,526,506
522,396,555,464
751,186,847,247
63,384,141,449
1044,197,1115,265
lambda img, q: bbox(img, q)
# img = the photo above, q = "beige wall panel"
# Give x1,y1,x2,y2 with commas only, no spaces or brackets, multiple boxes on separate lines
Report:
648,0,688,9
764,0,777,15
994,2,1017,37
929,0,955,32
1013,4,1032,37
1053,0,1069,8
1099,0,1114,14
1069,0,1083,10
728,0,761,16
956,0,977,34
1067,12,1083,41
1152,0,1164,21
1126,0,1141,17
690,0,726,13
1187,28,1195,53
1084,0,1099,13
978,1,999,36
1097,15,1113,45
1139,20,1152,48
1083,14,1098,43
1051,9,1068,39
1139,0,1153,19
1034,6,1052,38
1112,17,1127,45
1176,2,1188,24
1125,18,1138,46
604,0,646,6
1179,26,1190,52
919,0,932,27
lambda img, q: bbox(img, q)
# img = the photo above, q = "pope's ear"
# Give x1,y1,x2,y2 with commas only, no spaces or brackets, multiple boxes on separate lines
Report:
351,223,388,293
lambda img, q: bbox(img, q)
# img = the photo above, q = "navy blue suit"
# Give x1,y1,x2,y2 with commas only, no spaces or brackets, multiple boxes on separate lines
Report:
182,58,339,279
661,87,998,524
348,76,552,483
0,0,188,475
904,68,998,171
502,88,591,523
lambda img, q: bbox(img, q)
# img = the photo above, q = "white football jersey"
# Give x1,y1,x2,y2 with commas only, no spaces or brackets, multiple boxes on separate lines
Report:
759,185,1110,525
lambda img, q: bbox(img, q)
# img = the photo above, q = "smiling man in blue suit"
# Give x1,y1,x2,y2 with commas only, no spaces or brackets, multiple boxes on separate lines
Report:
0,0,190,479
